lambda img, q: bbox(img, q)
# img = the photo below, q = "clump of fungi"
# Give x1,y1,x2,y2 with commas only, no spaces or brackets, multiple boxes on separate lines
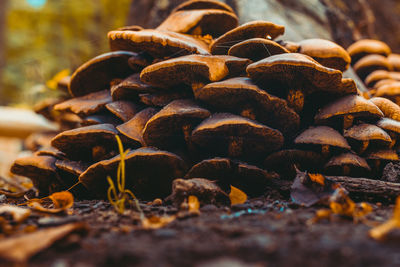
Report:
11,0,400,201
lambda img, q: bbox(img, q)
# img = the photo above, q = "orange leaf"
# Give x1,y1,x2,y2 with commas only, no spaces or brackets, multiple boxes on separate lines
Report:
141,215,176,230
188,195,200,214
308,173,325,186
369,196,400,241
229,186,247,205
27,191,73,214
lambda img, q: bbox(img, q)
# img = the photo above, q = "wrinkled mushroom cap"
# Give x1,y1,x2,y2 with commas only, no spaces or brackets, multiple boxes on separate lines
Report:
108,29,210,58
365,149,399,161
194,77,299,136
353,54,391,80
69,51,135,97
324,152,371,177
191,113,284,160
374,82,400,103
143,99,211,149
157,9,238,37
140,54,250,88
377,118,400,134
344,123,392,145
365,70,391,88
347,39,391,64
173,0,234,13
211,20,285,55
79,147,187,199
105,101,142,122
369,97,400,121
295,126,351,150
298,38,351,71
228,38,289,61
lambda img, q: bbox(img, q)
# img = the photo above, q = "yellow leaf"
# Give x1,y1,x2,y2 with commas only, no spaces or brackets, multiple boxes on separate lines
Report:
46,69,70,90
188,195,200,214
141,215,176,230
229,186,247,205
369,196,400,241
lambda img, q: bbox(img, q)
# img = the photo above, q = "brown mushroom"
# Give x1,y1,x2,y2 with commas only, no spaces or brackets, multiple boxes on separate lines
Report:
105,101,142,122
68,51,135,97
79,147,187,199
324,152,371,177
228,38,289,61
191,113,284,161
347,39,391,65
143,99,211,150
210,20,285,55
111,73,157,101
35,146,67,160
369,97,400,121
343,123,392,154
365,149,399,178
353,54,391,80
376,118,400,148
388,54,400,71
55,159,91,197
365,70,391,88
314,95,383,130
374,82,400,105
276,40,300,53
194,77,300,136
373,79,397,90
294,126,351,157
298,38,351,71
172,0,234,13
139,89,194,107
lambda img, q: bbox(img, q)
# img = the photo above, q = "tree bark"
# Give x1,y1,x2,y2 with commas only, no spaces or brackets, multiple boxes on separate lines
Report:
0,0,8,105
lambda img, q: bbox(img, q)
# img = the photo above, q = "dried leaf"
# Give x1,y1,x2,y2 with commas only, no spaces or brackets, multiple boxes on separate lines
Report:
229,186,247,205
188,195,200,214
141,215,176,230
369,196,400,241
27,191,74,214
329,189,372,221
0,205,31,223
308,173,325,186
0,223,86,263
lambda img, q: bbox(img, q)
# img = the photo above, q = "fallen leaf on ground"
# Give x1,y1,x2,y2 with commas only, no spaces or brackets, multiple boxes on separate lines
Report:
369,196,400,241
229,186,247,205
0,222,86,263
27,191,74,214
141,215,176,230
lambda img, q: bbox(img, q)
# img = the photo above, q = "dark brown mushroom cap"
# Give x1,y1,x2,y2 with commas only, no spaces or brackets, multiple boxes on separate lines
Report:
79,147,187,199
111,73,157,101
365,149,399,161
365,70,391,88
25,131,58,152
374,82,400,102
157,9,238,37
246,53,343,93
347,39,391,65
210,20,285,55
108,29,210,58
377,118,400,134
117,107,158,147
185,157,232,188
353,54,391,80
172,0,234,13
324,152,371,177
55,159,89,177
264,149,324,179
69,51,135,97
194,77,299,136
35,146,67,159
55,159,91,197
295,126,351,150
139,90,193,107
315,95,384,125
57,76,71,93
105,101,142,122
142,99,211,149
191,113,284,160
10,156,62,195
228,38,289,61
140,54,250,88
369,97,400,121
51,124,119,161
127,53,153,72
54,90,112,117
344,123,392,147
388,54,400,71
33,98,63,121
80,113,122,127
298,38,351,71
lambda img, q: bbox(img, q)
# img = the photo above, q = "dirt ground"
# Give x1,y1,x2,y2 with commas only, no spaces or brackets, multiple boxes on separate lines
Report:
2,191,398,267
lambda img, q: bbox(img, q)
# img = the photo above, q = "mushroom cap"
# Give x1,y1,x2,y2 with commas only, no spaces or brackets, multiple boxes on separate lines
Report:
315,95,383,124
324,152,371,177
33,98,62,121
105,101,142,122
140,54,250,88
347,39,391,64
25,131,58,152
55,159,89,177
69,51,135,97
35,146,67,159
157,9,238,37
139,89,193,107
228,38,289,61
276,40,300,53
264,149,324,179
353,54,391,80
54,90,112,117
57,76,71,93
295,126,351,150
246,53,343,94
191,113,284,159
10,156,62,195
210,20,285,55
377,118,400,134
80,114,121,127
388,54,400,71
365,149,399,161
365,70,391,88
344,123,392,145
51,124,119,161
298,38,351,71
117,107,158,147
108,29,210,58
185,157,232,187
369,97,400,121
111,73,157,101
194,77,300,136
143,99,211,149
79,147,187,199
389,72,400,81
127,52,153,72
172,0,234,13
374,82,400,102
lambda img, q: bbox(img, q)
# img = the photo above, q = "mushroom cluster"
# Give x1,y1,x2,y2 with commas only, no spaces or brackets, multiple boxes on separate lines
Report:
10,0,400,199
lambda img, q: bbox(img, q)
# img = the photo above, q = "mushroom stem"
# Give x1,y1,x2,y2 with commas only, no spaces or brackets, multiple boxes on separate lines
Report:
343,114,354,129
228,137,243,157
321,144,330,157
287,89,304,113
359,140,369,154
